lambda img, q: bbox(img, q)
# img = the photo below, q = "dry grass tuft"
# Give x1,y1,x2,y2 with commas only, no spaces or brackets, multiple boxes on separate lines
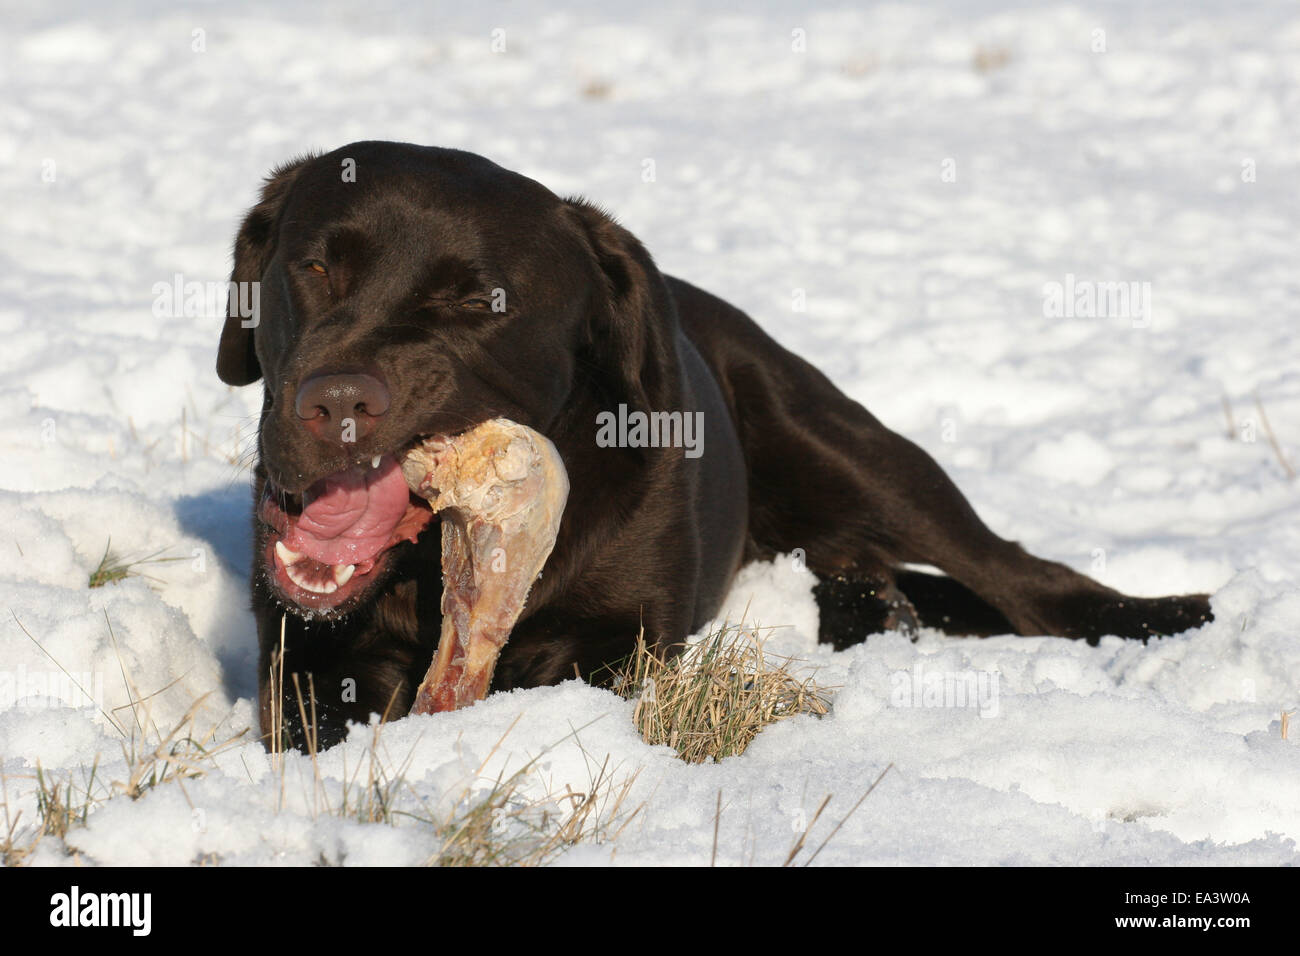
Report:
1254,392,1296,480
972,44,1012,74
612,624,830,763
87,538,184,589
422,748,641,867
0,761,102,865
580,78,613,100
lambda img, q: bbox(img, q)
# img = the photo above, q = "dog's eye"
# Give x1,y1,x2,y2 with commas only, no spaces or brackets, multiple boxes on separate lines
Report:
303,260,328,276
415,294,502,316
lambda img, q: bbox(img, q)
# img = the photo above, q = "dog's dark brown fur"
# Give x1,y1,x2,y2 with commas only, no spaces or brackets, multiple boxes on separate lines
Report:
218,142,1212,751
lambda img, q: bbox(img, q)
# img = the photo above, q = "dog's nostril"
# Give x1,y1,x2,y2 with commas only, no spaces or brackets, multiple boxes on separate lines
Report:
294,372,391,443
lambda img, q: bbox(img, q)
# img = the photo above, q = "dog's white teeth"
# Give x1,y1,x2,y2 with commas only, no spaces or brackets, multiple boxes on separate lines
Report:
371,455,382,469
276,542,354,594
284,561,338,595
275,541,304,566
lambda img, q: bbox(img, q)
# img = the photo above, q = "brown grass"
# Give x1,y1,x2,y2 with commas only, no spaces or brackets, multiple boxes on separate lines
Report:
87,538,184,589
1254,392,1296,480
420,746,641,867
972,44,1012,74
612,624,830,763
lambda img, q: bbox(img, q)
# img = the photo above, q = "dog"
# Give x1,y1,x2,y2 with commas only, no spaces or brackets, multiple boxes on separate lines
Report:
217,141,1213,751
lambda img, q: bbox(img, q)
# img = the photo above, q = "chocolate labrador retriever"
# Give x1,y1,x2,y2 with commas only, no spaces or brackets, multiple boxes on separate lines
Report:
217,141,1212,750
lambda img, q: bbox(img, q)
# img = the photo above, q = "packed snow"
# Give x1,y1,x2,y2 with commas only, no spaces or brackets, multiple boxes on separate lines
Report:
1,0,1298,865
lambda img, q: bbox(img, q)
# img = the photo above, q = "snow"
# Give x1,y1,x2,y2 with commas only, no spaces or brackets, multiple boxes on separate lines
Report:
2,0,1298,865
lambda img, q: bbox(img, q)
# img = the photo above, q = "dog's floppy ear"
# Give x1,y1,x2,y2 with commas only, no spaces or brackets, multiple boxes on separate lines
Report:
564,198,677,412
216,156,314,386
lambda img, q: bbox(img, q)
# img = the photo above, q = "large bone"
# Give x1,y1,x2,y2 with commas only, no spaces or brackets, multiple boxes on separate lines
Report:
401,419,568,714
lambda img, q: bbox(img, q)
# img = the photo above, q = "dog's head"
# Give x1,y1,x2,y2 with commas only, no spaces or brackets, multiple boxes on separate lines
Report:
218,142,675,616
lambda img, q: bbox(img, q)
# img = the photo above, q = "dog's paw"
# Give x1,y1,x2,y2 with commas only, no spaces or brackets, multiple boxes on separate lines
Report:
1072,592,1214,645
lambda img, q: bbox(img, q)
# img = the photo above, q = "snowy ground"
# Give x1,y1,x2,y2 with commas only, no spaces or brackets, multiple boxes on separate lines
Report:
1,0,1298,865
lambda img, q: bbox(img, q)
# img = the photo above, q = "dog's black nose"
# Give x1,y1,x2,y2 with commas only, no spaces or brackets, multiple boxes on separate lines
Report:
295,372,391,446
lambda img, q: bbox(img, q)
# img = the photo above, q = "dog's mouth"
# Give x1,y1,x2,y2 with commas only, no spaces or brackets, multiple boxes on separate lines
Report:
259,449,436,613
260,420,570,720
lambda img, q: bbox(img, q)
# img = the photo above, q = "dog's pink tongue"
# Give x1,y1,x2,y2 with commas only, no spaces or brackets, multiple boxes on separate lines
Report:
285,457,410,565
